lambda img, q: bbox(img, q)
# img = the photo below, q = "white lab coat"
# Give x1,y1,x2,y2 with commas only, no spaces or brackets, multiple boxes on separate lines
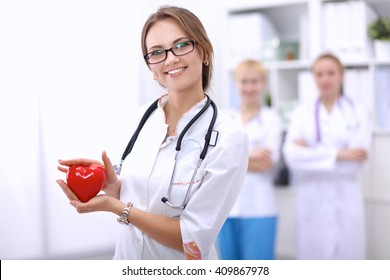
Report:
283,97,371,259
229,107,282,217
113,95,248,260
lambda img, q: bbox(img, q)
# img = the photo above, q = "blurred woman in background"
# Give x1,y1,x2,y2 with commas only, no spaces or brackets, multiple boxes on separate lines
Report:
218,60,282,260
283,53,371,259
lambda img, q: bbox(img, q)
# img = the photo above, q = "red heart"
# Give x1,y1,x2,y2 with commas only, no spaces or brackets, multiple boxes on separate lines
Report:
66,164,105,202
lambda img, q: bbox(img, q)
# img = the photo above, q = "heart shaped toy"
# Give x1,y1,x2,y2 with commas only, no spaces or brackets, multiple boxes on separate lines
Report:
66,164,105,202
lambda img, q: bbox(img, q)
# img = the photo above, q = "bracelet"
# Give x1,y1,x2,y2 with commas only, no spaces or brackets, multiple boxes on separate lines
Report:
117,202,133,225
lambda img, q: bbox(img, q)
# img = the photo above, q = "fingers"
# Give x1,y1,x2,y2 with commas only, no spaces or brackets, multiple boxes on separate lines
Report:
338,148,368,162
294,139,308,147
57,165,68,173
248,149,259,158
354,150,367,162
249,148,272,166
251,160,272,171
69,200,90,214
349,148,367,162
56,179,80,201
69,195,109,213
57,152,114,172
260,149,272,161
57,156,104,175
250,148,270,157
58,158,102,168
101,151,117,180
246,147,274,172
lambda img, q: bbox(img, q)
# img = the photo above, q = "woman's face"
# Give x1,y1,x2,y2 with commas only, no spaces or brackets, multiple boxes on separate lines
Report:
312,58,343,99
235,69,265,105
145,19,204,94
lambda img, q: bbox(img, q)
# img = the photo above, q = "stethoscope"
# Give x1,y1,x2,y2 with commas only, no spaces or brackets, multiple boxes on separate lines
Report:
315,95,355,143
114,95,218,209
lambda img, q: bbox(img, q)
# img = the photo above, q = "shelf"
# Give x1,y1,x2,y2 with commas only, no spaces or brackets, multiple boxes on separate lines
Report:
366,196,390,205
373,60,390,66
226,0,307,42
226,0,308,13
265,59,311,70
342,60,373,68
343,59,390,67
265,59,390,70
322,0,390,18
365,0,390,18
373,128,390,136
245,58,390,71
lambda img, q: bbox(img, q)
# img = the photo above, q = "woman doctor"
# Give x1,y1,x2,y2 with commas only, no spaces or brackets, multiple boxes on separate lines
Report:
283,53,371,259
56,6,248,260
218,60,282,259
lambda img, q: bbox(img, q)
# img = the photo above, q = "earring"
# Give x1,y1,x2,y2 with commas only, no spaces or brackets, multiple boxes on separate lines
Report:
153,75,157,80
204,61,209,67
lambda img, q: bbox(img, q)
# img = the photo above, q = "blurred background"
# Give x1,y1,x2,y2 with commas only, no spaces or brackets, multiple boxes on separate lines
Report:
1,0,389,259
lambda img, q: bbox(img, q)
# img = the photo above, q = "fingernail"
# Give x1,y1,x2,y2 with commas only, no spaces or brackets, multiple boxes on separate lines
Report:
70,201,76,207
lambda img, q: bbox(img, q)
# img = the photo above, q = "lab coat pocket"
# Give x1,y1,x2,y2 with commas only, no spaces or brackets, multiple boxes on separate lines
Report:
167,139,205,209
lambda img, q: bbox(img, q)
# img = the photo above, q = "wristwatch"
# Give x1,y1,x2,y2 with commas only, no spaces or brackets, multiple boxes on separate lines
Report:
117,202,133,225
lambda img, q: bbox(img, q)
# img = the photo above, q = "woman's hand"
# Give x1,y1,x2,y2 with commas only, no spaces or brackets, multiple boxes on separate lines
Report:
293,139,309,147
337,148,368,162
56,178,124,214
57,151,121,199
248,148,272,172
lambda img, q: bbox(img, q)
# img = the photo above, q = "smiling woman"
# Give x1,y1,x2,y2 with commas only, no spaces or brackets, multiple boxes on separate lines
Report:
56,5,249,260
141,7,213,92
283,53,371,260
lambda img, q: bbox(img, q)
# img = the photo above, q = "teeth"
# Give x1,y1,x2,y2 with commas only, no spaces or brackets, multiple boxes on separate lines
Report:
168,68,184,75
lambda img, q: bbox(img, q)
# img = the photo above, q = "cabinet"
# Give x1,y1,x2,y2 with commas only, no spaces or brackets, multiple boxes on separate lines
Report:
223,0,390,259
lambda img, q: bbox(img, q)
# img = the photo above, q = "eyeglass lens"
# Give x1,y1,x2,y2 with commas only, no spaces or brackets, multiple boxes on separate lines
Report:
145,40,195,64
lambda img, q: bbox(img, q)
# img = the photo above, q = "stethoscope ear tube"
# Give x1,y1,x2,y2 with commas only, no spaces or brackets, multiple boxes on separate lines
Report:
201,100,218,159
115,100,158,176
121,99,159,162
175,95,212,152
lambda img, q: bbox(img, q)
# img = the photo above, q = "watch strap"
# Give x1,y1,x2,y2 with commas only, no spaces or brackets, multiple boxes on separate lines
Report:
117,202,133,225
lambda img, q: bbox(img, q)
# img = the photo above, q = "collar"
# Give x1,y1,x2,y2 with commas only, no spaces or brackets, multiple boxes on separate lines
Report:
157,93,208,138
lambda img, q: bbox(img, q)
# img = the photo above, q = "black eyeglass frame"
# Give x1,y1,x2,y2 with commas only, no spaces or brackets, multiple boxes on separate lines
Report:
144,40,196,64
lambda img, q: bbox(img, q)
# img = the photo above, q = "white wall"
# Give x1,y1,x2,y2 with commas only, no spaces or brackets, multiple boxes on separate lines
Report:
1,0,142,259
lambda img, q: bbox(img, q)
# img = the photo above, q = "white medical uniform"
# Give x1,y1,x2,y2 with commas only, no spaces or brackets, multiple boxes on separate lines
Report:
113,95,249,260
283,96,371,259
229,108,282,218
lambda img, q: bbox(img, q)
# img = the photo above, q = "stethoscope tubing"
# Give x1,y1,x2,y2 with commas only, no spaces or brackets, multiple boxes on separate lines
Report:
115,94,218,209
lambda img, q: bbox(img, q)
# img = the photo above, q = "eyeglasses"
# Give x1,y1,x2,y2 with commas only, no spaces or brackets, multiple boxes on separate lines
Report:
144,40,196,64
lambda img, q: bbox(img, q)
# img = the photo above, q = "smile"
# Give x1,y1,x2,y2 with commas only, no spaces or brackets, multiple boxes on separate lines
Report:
166,67,185,75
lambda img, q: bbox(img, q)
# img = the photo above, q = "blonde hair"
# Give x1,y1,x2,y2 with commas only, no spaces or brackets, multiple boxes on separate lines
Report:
311,52,345,76
234,59,267,80
141,6,213,91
